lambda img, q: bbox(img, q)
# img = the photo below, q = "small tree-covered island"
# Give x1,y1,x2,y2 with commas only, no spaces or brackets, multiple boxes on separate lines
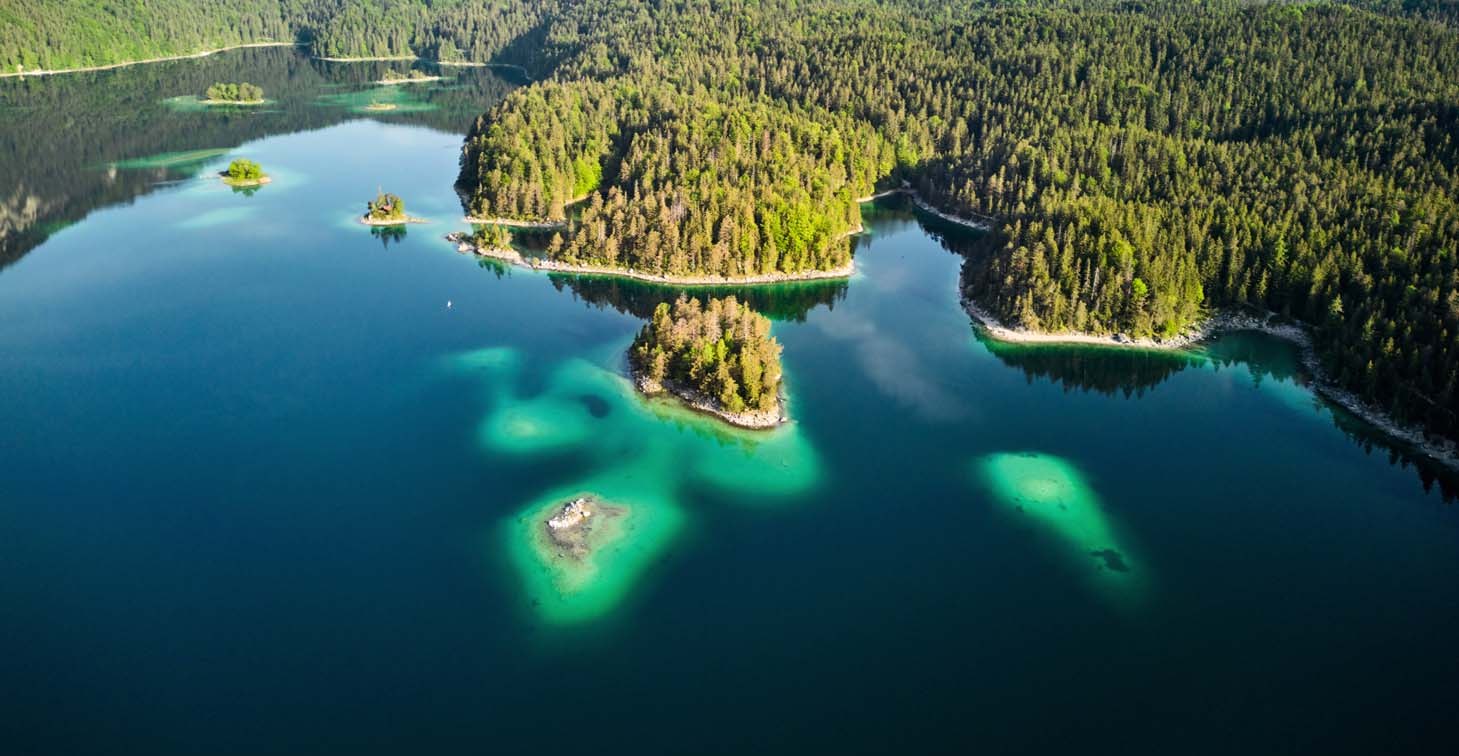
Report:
202,82,264,105
377,69,441,85
360,191,426,226
219,158,269,187
629,295,786,428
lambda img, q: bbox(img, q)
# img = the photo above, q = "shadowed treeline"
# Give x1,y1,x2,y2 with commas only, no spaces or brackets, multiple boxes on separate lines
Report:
547,273,848,323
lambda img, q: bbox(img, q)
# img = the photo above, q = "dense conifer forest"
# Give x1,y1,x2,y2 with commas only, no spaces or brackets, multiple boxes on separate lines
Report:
8,0,1459,441
0,1,545,72
631,295,784,414
457,0,1459,443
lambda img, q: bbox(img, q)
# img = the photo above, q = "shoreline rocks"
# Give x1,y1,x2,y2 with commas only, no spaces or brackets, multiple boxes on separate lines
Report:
542,495,625,562
361,214,428,227
856,187,996,231
630,363,787,430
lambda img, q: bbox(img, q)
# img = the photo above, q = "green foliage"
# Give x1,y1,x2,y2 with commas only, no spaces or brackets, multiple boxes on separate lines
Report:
472,224,514,250
461,79,888,277
381,69,429,82
631,295,783,414
455,0,1459,441
205,82,263,102
366,191,405,220
0,1,295,72
226,158,264,180
0,1,549,73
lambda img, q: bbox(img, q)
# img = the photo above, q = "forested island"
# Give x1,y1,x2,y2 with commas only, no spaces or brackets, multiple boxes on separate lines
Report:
378,69,440,85
13,0,1459,448
220,158,269,187
203,82,263,104
361,191,424,226
629,295,786,428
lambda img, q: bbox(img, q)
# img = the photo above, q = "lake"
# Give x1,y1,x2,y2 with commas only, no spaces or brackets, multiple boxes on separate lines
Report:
2,47,1456,755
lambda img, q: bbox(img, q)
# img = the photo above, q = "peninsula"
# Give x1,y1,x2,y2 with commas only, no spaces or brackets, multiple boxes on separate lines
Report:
628,295,786,429
360,191,426,226
219,158,270,187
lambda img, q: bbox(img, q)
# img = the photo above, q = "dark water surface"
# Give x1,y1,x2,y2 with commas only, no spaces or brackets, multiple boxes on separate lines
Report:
3,48,1457,755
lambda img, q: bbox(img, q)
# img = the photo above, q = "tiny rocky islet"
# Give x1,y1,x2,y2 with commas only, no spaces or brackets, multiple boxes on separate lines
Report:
360,190,427,226
541,495,627,563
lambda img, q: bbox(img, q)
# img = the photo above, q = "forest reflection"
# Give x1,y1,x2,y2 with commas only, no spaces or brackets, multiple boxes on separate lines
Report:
0,46,515,271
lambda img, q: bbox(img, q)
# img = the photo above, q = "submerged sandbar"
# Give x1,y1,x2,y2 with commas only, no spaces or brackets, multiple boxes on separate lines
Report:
975,451,1144,603
539,495,628,566
507,481,684,625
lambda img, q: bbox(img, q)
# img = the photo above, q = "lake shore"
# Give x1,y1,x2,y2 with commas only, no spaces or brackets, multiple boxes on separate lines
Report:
200,98,267,106
630,363,787,430
374,75,443,85
2,42,300,78
961,285,1459,470
447,231,855,285
540,495,627,563
220,174,272,188
462,216,567,229
858,187,996,231
461,196,589,229
317,56,528,76
360,215,428,227
313,54,417,62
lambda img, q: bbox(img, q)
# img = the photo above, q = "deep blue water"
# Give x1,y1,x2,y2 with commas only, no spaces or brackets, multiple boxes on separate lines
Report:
2,48,1457,755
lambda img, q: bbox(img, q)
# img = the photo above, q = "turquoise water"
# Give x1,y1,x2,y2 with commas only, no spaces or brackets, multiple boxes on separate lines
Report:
3,48,1458,755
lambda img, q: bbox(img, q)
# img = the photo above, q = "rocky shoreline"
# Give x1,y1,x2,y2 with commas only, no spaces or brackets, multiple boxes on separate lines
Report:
856,187,996,231
220,174,272,188
374,75,443,85
446,232,854,285
960,285,1459,471
361,214,428,227
461,216,567,229
543,495,625,561
629,364,787,429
